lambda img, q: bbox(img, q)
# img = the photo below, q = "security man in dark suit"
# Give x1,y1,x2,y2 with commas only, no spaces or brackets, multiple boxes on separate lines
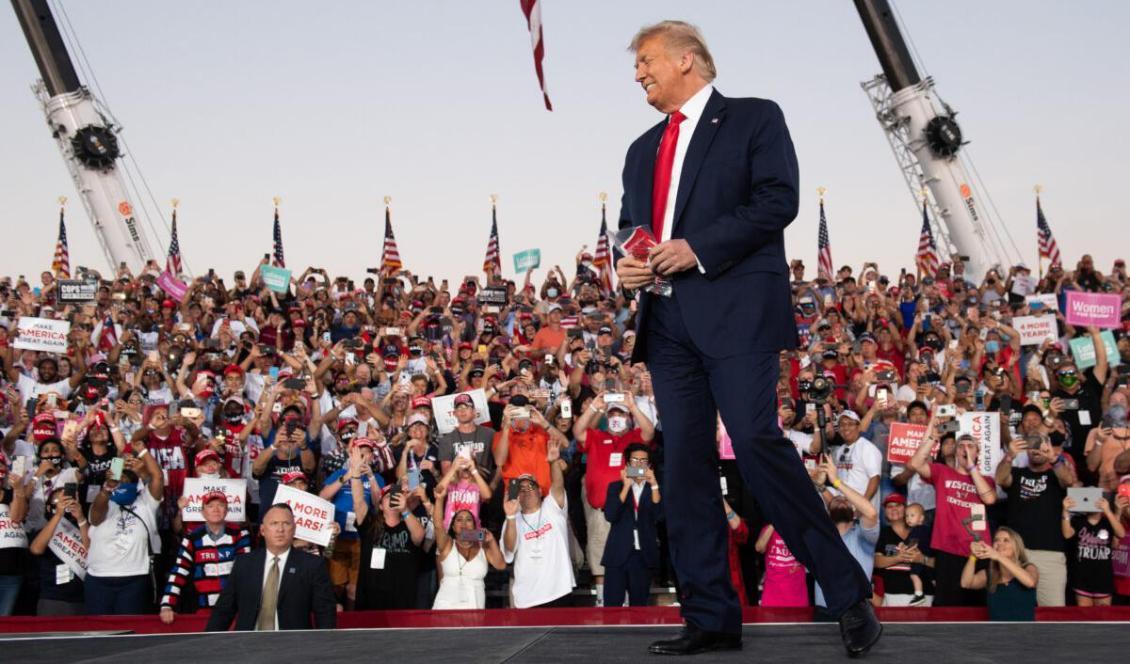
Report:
616,21,881,657
205,503,336,631
601,443,662,607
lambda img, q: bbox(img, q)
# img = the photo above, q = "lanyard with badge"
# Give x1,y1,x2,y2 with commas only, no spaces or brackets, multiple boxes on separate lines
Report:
520,509,544,559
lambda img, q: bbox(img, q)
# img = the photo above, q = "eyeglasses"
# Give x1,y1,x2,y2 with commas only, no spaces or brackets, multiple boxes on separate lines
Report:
628,457,650,466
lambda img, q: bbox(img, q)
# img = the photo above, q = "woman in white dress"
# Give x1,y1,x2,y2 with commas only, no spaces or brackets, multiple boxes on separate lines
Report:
431,483,506,609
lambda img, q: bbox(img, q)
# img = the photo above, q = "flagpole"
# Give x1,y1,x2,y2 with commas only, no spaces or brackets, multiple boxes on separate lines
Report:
55,195,67,279
1034,184,1044,280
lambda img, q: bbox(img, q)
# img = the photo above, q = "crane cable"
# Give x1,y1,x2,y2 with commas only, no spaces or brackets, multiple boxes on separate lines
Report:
889,0,1023,267
50,0,189,275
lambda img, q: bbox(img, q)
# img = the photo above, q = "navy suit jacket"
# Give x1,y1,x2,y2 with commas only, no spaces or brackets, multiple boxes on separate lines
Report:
205,547,336,631
601,480,661,569
618,88,799,360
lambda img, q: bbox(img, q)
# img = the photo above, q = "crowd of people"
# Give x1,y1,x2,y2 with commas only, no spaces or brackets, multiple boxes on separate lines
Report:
1,250,1129,625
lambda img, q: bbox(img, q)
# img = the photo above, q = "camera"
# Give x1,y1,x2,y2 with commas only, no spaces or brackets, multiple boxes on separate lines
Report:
938,421,961,434
1061,399,1080,410
626,466,647,478
936,404,956,417
804,376,834,404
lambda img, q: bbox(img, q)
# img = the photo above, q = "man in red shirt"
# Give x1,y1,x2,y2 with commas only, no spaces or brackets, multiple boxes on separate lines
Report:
571,393,655,605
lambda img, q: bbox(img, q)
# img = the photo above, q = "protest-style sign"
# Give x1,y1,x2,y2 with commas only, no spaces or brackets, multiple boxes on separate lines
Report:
12,317,69,353
273,484,335,546
1069,330,1122,370
0,504,29,550
431,389,492,435
1012,315,1058,346
56,278,99,303
886,422,933,466
513,248,541,273
1025,293,1059,312
1065,291,1121,329
260,265,292,294
181,478,248,522
478,287,508,307
1010,274,1036,296
961,411,1002,476
48,519,88,579
157,270,188,302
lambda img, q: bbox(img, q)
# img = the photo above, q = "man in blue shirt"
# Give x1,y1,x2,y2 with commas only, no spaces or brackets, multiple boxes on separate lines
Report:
813,455,880,613
319,438,384,608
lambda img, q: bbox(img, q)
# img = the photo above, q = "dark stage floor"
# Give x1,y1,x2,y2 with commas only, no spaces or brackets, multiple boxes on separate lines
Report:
1,622,1126,663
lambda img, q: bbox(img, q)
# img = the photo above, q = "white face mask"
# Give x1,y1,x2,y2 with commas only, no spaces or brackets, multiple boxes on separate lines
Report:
198,472,221,480
607,416,629,434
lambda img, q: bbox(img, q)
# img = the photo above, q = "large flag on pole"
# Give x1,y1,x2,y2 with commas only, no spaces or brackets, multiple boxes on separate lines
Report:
593,196,613,295
380,199,403,276
816,194,833,281
1036,194,1062,268
915,199,940,278
166,204,183,276
483,199,501,275
272,200,286,268
518,0,552,111
52,202,70,279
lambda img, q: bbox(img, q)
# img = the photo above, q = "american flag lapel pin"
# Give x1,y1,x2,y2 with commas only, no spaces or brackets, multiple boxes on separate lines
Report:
710,117,719,124
289,567,296,574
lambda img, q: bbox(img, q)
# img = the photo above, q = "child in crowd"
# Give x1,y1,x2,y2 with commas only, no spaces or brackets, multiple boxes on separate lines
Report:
905,502,933,605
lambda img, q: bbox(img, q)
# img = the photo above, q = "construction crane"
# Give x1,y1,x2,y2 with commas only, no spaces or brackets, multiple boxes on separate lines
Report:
854,0,1022,279
11,0,159,271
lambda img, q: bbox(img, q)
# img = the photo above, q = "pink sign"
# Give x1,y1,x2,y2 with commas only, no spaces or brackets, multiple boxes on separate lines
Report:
157,270,188,302
1065,291,1121,329
718,419,735,460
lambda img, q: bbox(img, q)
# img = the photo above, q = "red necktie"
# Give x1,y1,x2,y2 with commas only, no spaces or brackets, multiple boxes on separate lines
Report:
651,110,686,241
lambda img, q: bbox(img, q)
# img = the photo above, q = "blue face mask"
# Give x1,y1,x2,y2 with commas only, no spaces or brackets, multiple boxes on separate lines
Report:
110,482,140,506
985,341,1000,354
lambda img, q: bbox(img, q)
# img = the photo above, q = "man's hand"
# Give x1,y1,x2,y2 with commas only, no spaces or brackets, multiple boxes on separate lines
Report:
649,240,698,276
616,257,653,290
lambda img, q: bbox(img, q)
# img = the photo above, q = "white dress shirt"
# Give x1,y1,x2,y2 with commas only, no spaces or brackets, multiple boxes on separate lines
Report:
262,547,291,630
655,84,714,275
658,84,714,244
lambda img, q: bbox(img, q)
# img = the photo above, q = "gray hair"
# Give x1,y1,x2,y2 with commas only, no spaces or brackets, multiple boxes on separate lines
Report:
628,20,717,82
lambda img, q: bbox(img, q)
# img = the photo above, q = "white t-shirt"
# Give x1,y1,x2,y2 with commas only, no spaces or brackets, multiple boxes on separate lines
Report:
786,429,816,457
830,437,883,512
87,486,162,577
17,373,72,405
503,493,576,608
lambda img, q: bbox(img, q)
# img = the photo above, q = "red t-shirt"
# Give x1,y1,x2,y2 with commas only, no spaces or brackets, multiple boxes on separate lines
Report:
578,428,645,509
924,462,995,557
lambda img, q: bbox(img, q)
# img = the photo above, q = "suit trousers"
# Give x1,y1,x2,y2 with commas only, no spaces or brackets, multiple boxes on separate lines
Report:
646,292,870,634
603,550,652,607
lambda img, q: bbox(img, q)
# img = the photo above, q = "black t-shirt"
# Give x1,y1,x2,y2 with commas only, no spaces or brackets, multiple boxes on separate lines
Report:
1005,467,1067,552
875,526,916,596
355,515,424,610
1068,515,1117,594
82,445,117,491
1052,369,1103,455
255,452,304,509
436,425,497,480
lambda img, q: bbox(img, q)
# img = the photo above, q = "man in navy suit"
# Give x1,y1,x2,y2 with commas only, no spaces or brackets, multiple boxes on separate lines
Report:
615,21,881,656
601,443,662,607
205,503,336,631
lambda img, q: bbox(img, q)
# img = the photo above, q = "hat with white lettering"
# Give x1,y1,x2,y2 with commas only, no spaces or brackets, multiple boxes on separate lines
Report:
202,490,228,505
838,410,861,423
281,470,307,486
195,449,221,466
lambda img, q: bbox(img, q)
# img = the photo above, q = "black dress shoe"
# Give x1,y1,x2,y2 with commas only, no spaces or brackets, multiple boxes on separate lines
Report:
648,624,742,656
838,599,882,658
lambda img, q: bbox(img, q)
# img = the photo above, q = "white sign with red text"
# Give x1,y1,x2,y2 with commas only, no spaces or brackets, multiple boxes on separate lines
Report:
1012,315,1058,346
430,389,491,435
0,504,29,550
273,484,335,546
48,519,88,579
12,317,70,353
181,478,247,522
961,411,1002,476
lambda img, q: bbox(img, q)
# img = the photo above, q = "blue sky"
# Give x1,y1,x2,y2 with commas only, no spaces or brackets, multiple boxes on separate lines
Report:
2,1,1126,283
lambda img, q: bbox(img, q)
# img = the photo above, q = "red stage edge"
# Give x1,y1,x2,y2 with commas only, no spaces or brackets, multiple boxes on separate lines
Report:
2,606,1130,635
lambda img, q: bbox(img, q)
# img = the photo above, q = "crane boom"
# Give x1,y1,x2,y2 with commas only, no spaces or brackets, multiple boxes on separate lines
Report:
855,0,1020,279
11,0,157,271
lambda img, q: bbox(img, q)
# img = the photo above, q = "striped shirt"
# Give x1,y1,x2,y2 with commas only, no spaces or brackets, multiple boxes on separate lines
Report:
160,524,251,609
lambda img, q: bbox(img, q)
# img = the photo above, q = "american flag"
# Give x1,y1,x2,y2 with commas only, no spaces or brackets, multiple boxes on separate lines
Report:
518,0,552,111
166,208,183,275
593,201,613,294
97,313,118,352
1036,195,1061,267
380,203,403,276
52,207,70,279
916,199,940,278
483,204,501,274
817,198,833,280
272,206,286,268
